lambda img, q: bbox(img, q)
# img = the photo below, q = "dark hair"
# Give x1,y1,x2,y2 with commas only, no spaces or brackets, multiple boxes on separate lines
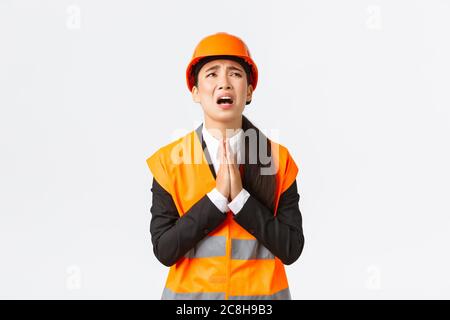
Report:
192,55,253,105
241,115,277,212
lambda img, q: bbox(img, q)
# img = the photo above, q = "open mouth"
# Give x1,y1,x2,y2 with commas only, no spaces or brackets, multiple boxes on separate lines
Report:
216,97,234,105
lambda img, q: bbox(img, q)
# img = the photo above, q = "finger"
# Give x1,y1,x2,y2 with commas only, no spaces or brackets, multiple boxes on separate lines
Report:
226,139,235,165
218,138,223,163
221,141,228,166
222,139,228,157
225,139,231,163
220,139,228,165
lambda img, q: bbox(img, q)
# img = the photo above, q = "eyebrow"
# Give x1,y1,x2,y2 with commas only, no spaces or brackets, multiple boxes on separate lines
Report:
203,65,244,73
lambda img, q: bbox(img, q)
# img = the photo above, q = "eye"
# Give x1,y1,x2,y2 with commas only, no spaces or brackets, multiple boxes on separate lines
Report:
206,72,216,78
231,72,242,77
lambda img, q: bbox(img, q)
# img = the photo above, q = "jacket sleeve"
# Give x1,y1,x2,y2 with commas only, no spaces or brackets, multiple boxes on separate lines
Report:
149,177,227,267
233,179,305,265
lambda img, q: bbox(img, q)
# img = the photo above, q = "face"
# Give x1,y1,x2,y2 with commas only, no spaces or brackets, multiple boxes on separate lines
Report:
191,59,253,124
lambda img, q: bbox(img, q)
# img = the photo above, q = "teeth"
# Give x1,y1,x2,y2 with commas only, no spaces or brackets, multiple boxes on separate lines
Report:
217,96,233,104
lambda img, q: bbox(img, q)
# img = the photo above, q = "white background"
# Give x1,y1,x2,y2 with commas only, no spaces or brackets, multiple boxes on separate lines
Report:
1,0,449,299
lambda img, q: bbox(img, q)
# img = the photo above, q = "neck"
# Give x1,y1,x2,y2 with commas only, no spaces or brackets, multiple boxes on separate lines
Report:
204,115,243,140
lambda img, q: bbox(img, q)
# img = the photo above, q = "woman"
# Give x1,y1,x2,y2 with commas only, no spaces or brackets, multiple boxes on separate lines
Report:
146,32,304,300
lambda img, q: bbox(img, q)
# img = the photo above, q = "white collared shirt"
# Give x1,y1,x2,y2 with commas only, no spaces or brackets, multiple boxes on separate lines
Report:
202,124,250,215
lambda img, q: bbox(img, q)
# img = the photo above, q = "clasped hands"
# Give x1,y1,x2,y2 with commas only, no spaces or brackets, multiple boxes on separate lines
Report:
216,138,243,202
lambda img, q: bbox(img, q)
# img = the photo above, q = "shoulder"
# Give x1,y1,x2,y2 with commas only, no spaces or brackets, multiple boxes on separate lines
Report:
146,130,195,191
269,140,299,193
269,140,297,170
146,130,194,167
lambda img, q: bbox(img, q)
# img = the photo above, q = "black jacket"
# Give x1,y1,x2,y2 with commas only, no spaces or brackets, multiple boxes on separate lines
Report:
149,177,305,267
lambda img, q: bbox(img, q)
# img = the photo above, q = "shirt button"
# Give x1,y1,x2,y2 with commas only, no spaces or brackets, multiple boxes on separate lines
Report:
204,229,209,235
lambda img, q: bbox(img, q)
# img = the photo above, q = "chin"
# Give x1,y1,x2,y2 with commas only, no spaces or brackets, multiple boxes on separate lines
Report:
202,103,244,123
213,110,242,122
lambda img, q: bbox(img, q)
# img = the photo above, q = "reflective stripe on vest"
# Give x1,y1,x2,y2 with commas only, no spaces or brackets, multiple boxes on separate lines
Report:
183,237,274,260
231,239,274,260
229,287,291,300
184,236,226,258
162,287,225,300
162,287,291,300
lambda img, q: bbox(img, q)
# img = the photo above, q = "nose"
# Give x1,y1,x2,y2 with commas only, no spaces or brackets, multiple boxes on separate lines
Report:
217,72,232,90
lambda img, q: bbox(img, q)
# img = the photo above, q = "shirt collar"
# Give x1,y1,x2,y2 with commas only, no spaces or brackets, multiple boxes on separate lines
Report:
202,124,244,164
